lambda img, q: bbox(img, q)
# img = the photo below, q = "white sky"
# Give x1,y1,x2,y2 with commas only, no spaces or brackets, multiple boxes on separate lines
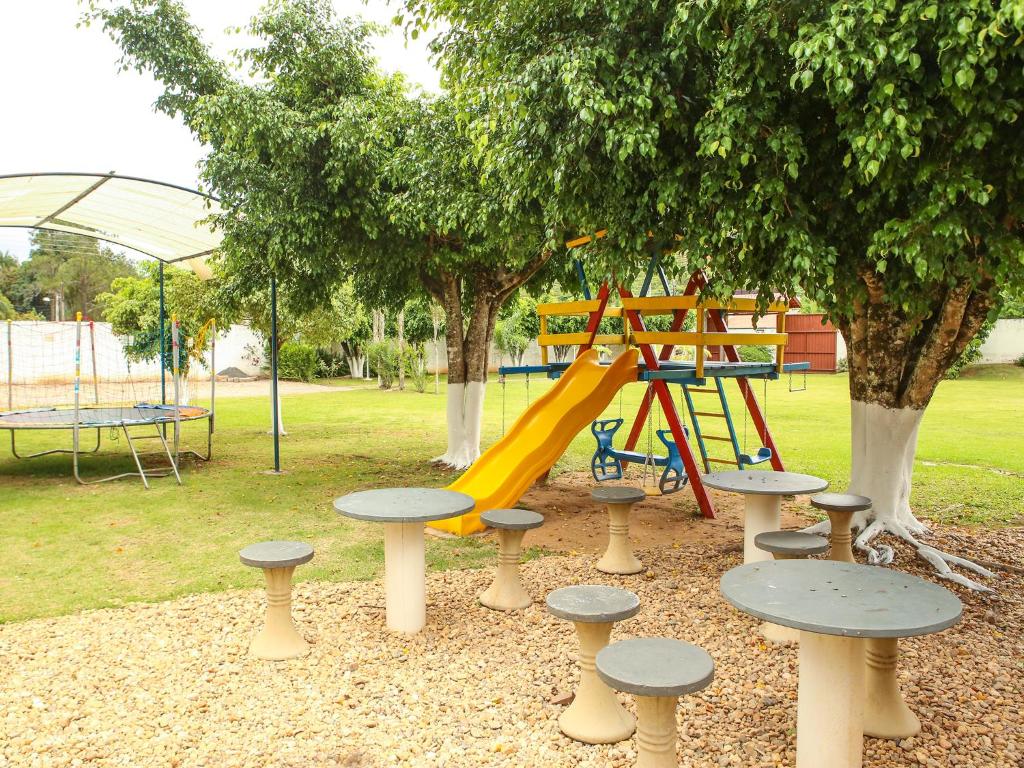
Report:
0,0,441,259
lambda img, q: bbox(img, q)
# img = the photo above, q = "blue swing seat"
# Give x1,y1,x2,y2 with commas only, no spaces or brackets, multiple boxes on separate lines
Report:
591,420,690,494
738,446,773,467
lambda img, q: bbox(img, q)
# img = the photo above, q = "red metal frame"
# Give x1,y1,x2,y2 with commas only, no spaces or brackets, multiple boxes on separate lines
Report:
595,270,788,519
617,285,715,519
577,282,610,356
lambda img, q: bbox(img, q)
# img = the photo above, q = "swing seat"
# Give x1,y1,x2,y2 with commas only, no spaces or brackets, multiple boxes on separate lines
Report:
738,446,773,467
591,418,625,482
654,429,689,495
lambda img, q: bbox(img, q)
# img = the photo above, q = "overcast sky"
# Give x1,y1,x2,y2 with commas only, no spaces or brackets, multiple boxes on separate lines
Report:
0,0,441,258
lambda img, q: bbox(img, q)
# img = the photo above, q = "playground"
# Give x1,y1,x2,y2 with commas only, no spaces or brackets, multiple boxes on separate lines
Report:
2,2,1023,764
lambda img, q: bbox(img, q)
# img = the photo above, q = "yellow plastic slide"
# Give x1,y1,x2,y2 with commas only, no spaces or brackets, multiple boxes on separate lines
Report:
431,348,640,536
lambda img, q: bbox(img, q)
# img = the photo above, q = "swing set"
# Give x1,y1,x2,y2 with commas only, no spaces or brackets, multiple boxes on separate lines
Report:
497,237,810,520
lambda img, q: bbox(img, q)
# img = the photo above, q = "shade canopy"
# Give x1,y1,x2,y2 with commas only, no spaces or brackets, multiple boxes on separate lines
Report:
0,172,222,278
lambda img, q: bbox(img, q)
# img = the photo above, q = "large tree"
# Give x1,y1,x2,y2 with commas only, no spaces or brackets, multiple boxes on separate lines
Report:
88,0,563,468
413,0,1024,586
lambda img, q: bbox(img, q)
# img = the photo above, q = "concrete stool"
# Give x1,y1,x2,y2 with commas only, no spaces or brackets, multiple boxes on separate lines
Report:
479,509,544,611
547,585,640,744
239,541,314,660
754,531,829,644
597,638,715,768
810,493,872,563
592,486,646,575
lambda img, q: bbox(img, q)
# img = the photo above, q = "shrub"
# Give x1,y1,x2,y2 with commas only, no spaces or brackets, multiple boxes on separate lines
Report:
836,356,849,373
738,344,774,364
406,344,429,393
278,342,319,382
1014,354,1024,369
316,348,346,378
367,340,400,389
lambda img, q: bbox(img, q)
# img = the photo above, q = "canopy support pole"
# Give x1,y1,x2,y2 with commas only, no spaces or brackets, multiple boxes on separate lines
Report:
271,276,281,473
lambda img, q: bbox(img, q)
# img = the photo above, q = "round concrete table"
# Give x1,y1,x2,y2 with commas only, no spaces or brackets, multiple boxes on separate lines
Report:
334,488,475,634
721,560,962,768
702,471,829,564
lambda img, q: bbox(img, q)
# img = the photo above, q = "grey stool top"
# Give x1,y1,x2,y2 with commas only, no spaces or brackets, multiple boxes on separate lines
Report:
591,486,646,505
481,508,544,530
811,493,872,513
702,470,829,496
546,585,640,623
334,488,475,524
755,531,829,556
720,560,963,638
597,638,715,697
239,541,314,569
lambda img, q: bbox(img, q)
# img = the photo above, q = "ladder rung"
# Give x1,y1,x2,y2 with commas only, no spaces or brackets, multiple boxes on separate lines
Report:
693,412,727,418
701,435,733,443
707,457,740,465
687,388,719,394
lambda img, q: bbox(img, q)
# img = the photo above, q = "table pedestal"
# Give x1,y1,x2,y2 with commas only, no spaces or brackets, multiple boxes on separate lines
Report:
634,695,678,768
743,494,781,564
559,621,635,744
827,510,856,563
250,566,309,660
383,522,426,634
864,637,920,739
761,553,800,644
797,632,865,768
479,529,531,611
596,502,642,574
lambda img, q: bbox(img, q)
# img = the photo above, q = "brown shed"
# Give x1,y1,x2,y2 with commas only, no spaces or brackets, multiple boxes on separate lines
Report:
784,313,839,372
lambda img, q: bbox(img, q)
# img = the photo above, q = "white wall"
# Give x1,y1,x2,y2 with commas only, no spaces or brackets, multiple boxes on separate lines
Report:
980,319,1024,364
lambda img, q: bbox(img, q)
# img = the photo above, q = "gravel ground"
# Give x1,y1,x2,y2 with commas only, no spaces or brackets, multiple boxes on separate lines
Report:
1,526,1021,768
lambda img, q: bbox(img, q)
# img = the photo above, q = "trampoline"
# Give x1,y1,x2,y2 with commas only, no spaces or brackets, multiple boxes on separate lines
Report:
0,404,210,429
1,402,213,488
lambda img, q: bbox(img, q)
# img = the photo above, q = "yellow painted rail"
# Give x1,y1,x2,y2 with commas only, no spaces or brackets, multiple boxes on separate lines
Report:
534,294,789,376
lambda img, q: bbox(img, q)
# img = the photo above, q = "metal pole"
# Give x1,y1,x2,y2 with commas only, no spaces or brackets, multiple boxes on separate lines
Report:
172,315,181,463
73,312,82,467
89,319,99,404
270,276,281,472
159,262,166,406
6,320,11,411
210,319,216,433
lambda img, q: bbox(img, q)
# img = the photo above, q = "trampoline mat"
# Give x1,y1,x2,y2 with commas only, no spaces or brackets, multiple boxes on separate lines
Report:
0,405,210,430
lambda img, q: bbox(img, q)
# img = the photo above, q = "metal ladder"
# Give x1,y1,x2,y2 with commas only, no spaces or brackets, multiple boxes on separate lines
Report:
680,379,772,472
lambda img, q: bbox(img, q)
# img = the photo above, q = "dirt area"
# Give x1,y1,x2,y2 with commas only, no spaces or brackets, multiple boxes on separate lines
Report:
518,470,815,556
2,527,1020,767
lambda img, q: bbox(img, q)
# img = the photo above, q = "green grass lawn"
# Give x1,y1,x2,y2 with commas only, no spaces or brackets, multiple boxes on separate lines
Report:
1,364,1021,623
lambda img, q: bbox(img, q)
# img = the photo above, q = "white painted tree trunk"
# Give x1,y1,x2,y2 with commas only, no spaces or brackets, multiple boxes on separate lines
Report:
848,400,926,535
846,399,993,590
432,381,486,469
346,355,364,379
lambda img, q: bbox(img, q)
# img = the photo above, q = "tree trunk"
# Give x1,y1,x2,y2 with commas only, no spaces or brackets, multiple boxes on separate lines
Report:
834,269,997,588
345,355,364,379
372,308,385,388
423,249,553,469
397,309,406,391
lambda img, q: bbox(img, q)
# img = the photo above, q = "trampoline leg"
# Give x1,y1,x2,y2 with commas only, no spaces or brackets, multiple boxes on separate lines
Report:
11,427,100,460
121,425,150,490
151,423,182,486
